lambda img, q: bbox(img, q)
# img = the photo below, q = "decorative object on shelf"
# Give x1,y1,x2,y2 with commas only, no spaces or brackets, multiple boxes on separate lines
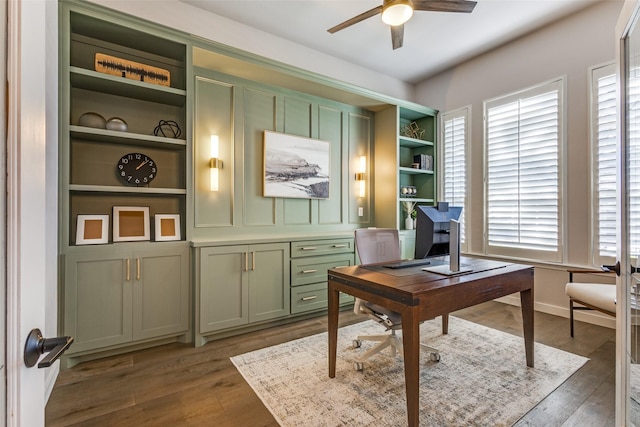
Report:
209,135,223,192
154,120,181,138
113,206,150,242
401,185,417,196
78,112,106,129
75,214,109,245
94,53,170,87
116,152,157,186
402,200,417,230
105,117,128,132
411,162,420,169
400,121,425,140
263,130,331,199
354,155,366,198
413,153,434,171
154,214,181,241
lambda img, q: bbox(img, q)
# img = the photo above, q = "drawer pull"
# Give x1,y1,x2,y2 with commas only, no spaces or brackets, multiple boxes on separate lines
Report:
333,265,348,269
300,247,317,251
301,296,318,301
333,244,347,248
301,269,318,274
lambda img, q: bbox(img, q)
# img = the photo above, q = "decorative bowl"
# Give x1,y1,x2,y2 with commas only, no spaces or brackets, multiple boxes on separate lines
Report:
106,117,128,132
78,112,106,129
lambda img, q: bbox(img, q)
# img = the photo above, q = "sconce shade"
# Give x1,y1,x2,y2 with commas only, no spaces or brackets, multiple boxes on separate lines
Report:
210,135,221,192
356,155,366,198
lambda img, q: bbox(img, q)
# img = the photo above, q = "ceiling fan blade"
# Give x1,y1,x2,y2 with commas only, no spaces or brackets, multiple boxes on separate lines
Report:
391,25,404,50
413,0,477,13
327,5,383,33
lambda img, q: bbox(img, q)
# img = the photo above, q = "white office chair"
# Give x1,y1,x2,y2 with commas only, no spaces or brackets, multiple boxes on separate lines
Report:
565,268,616,337
352,228,441,371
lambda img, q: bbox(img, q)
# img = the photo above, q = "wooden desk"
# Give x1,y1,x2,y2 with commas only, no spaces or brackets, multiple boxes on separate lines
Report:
327,257,534,427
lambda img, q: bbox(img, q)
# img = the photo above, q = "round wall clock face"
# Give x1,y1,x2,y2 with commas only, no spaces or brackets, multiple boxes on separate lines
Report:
117,153,157,186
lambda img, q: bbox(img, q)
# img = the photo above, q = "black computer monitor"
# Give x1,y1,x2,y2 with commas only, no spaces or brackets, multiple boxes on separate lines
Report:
414,202,463,259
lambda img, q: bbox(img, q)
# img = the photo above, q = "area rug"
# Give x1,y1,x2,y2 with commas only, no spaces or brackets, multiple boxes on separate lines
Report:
231,316,588,426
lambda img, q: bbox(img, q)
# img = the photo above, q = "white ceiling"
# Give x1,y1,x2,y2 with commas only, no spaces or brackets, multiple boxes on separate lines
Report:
181,0,601,84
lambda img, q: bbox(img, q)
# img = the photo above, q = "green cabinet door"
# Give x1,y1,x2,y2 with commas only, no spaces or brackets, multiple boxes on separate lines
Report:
64,247,133,354
248,243,290,323
199,245,249,334
133,244,190,340
199,242,290,336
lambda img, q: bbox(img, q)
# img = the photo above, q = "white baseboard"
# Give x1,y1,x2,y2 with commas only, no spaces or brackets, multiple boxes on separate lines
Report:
494,295,615,330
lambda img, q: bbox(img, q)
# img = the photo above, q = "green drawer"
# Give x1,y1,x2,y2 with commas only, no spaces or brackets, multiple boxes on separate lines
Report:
291,282,354,314
290,238,354,258
291,254,354,287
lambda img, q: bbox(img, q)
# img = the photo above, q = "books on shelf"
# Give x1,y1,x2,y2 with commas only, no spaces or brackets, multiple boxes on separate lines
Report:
413,154,433,171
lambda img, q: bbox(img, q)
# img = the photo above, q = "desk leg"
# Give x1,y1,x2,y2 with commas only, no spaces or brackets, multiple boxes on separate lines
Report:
401,306,420,427
520,288,534,368
328,280,339,378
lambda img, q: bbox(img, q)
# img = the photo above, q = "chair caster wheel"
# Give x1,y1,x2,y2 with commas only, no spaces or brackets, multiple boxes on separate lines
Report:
354,362,364,371
352,339,362,348
430,353,441,362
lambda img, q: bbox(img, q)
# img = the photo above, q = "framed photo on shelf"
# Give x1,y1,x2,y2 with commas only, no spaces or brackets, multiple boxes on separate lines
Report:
155,214,181,241
75,214,109,245
113,206,150,242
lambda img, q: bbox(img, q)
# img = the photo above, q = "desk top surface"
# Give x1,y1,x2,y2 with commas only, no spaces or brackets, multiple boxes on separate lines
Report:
328,257,533,307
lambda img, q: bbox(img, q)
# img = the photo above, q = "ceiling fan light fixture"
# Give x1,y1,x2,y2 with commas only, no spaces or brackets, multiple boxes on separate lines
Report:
381,0,414,26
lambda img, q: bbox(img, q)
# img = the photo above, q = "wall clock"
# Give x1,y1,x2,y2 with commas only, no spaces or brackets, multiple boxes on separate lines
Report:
117,152,157,186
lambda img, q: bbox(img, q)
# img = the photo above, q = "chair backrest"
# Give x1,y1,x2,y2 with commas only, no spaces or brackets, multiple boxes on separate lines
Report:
354,228,401,265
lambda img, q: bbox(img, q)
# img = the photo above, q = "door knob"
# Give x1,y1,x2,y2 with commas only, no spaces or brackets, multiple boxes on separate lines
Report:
24,329,74,368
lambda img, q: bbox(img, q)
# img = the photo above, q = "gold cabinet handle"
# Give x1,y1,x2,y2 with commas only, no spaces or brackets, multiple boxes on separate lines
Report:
244,252,248,271
126,258,130,281
301,269,318,274
136,258,140,281
251,251,256,270
333,265,348,269
333,244,347,248
301,247,317,251
301,296,318,301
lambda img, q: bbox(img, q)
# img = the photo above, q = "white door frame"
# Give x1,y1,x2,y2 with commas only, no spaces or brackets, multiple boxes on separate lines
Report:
6,0,58,425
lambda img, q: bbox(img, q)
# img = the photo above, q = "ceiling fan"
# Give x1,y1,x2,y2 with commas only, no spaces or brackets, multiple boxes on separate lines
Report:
327,0,477,50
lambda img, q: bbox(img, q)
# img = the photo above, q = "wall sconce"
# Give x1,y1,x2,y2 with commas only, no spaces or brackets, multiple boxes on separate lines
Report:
210,135,223,191
355,155,366,198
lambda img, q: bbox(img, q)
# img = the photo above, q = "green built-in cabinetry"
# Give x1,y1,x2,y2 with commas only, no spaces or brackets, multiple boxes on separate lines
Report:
194,235,354,345
195,242,290,345
290,238,355,314
374,104,437,257
63,242,189,357
59,2,191,363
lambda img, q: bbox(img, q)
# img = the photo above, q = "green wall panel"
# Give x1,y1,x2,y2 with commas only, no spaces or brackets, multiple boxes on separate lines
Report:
283,96,314,225
243,87,278,226
194,76,234,227
318,105,344,225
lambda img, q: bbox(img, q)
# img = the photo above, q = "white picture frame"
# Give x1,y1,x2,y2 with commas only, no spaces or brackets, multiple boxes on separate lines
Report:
113,206,150,242
75,214,109,245
155,214,181,241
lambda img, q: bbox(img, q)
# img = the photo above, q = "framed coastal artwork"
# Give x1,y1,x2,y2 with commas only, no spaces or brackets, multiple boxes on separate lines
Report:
263,130,330,199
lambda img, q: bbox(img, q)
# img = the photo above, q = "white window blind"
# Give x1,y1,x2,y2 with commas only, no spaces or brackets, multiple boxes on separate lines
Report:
629,67,640,258
441,107,468,249
591,64,617,263
484,78,564,262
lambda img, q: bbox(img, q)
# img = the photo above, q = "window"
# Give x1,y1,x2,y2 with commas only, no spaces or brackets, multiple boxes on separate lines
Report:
484,78,565,262
441,106,469,251
590,63,617,264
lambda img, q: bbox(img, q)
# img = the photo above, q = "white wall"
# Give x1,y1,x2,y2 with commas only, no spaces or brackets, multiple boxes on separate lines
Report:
88,0,414,102
414,1,623,328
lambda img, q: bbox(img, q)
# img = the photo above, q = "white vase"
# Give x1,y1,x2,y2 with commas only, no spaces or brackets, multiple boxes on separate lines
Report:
405,216,414,230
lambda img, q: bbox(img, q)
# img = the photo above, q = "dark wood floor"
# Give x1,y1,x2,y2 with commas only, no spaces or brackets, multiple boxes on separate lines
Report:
45,301,616,426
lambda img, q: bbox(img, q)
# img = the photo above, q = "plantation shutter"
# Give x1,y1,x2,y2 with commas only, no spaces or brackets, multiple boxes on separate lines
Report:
442,108,468,247
592,65,617,261
485,79,563,262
